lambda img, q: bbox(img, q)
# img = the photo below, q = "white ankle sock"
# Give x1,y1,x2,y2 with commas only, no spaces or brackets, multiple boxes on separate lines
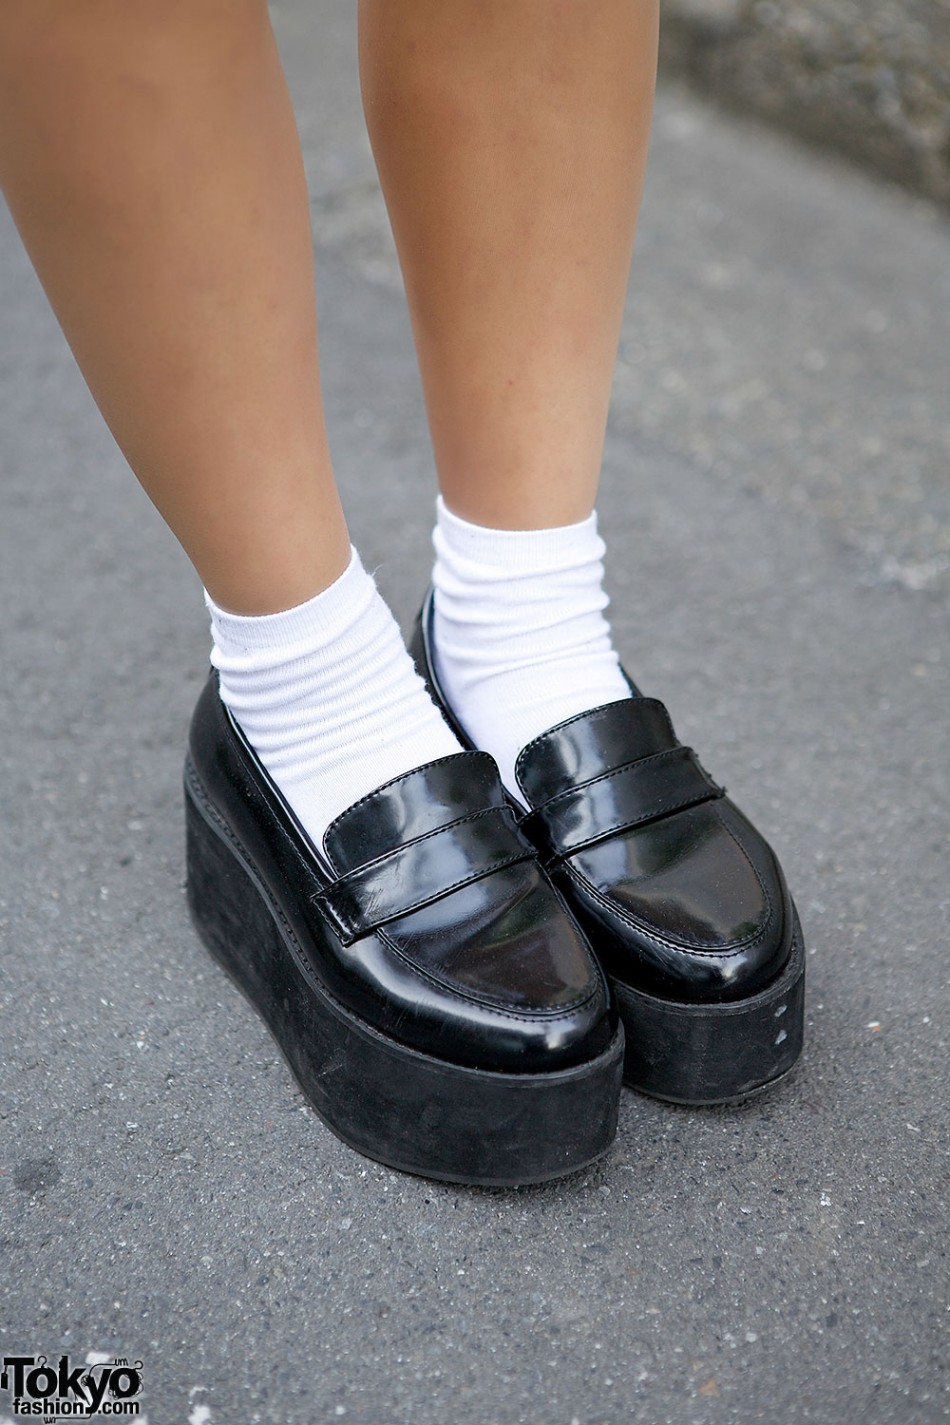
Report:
206,548,461,851
431,497,631,797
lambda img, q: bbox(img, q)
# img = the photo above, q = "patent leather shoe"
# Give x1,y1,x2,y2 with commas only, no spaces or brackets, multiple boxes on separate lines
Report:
184,670,623,1183
411,590,805,1105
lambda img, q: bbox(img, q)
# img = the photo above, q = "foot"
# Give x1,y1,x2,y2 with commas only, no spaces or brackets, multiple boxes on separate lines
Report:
205,546,463,851
412,583,806,1106
195,545,623,1181
430,496,631,796
184,670,623,1183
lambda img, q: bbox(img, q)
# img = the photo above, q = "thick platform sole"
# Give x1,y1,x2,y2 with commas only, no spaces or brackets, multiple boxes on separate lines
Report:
184,763,624,1186
612,915,806,1105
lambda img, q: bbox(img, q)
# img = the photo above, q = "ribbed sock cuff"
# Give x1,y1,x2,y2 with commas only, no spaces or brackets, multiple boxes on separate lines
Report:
204,548,375,659
434,496,604,574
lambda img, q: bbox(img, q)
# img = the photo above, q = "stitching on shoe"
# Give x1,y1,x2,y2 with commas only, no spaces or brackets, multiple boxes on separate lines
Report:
563,862,777,962
559,800,777,956
323,750,497,850
527,746,720,817
376,922,598,1021
320,803,523,879
316,847,537,940
514,698,676,799
534,786,726,860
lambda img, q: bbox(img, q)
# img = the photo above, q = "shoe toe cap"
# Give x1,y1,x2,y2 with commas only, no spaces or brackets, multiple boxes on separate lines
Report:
376,867,617,1071
564,799,793,1003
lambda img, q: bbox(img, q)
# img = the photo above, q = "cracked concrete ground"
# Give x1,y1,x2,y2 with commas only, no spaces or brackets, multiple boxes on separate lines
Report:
1,3,948,1422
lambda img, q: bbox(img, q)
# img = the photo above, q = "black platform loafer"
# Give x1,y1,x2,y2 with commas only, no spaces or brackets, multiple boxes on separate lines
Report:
183,671,623,1184
411,591,805,1106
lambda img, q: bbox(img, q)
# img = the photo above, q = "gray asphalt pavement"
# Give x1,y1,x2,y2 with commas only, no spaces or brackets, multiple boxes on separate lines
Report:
1,3,948,1423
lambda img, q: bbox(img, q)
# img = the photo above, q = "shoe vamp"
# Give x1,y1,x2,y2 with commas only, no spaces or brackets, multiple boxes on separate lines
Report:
567,801,772,950
381,865,597,1012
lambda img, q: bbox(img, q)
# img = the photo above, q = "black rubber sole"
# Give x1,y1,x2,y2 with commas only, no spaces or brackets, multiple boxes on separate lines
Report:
612,914,806,1105
184,765,624,1186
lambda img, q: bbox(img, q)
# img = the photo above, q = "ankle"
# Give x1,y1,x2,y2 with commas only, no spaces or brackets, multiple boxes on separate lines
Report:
206,548,461,847
430,498,629,794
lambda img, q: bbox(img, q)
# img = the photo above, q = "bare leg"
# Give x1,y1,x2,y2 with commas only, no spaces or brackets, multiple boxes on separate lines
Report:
359,0,659,529
0,0,348,614
360,0,659,791
0,0,460,844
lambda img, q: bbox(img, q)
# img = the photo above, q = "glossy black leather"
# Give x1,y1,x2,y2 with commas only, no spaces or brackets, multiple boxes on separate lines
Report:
411,591,796,1006
187,671,615,1071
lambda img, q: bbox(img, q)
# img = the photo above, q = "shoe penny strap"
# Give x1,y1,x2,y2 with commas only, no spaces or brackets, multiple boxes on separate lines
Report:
313,806,536,946
519,745,723,864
